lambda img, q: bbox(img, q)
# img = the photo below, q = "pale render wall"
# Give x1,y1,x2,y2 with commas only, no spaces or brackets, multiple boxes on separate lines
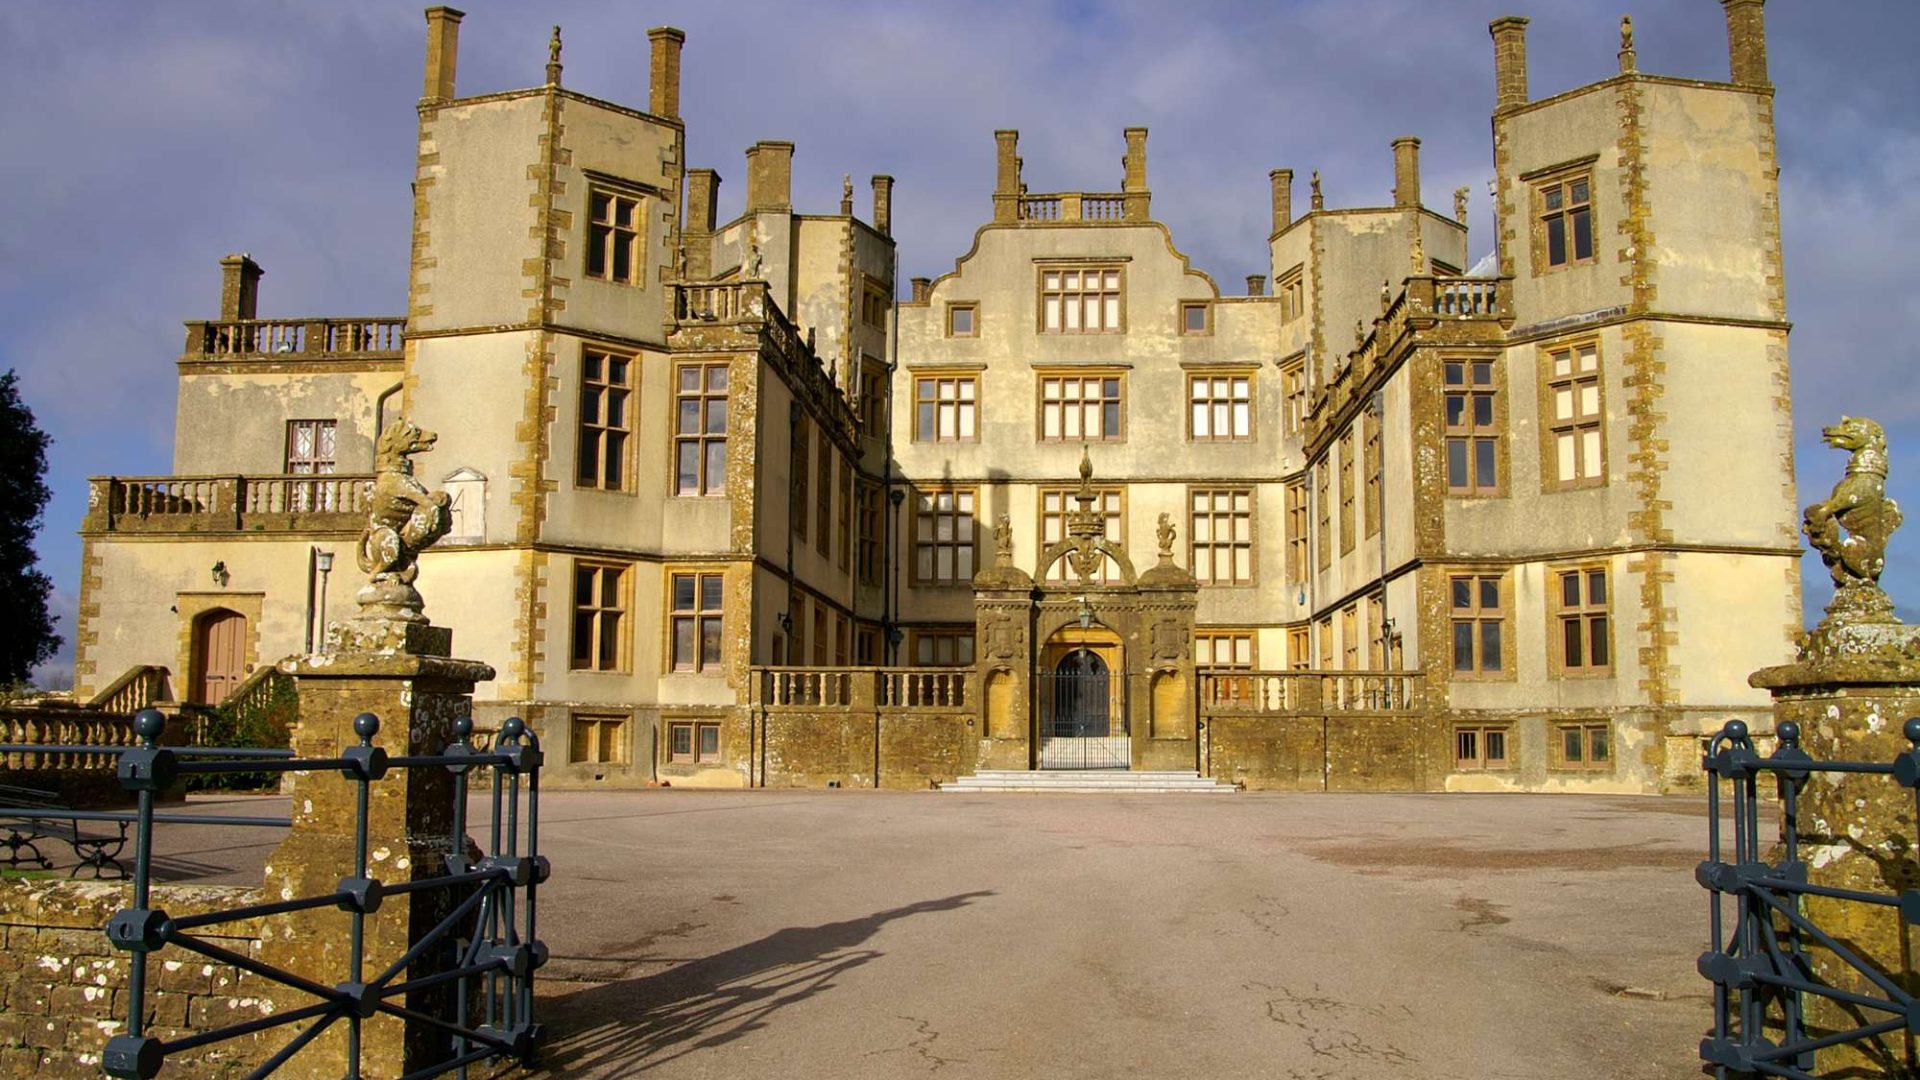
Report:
1643,84,1775,322
1498,86,1631,323
1666,551,1795,707
407,332,537,548
550,98,677,345
174,370,395,476
1655,321,1796,546
411,96,544,333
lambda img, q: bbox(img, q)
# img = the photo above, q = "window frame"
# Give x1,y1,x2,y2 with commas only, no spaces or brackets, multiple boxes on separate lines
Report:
914,374,979,443
1536,171,1596,270
1286,626,1311,670
792,415,810,538
815,435,833,557
665,720,723,765
586,184,646,287
1454,725,1512,771
1448,571,1510,680
570,561,630,673
1363,407,1382,539
837,458,853,573
1194,629,1256,671
1340,604,1359,671
1280,359,1307,438
1339,430,1357,555
1187,370,1255,443
569,713,629,765
912,487,978,585
665,568,726,675
673,361,729,496
1314,463,1331,572
1037,265,1126,335
1189,487,1255,586
946,302,979,338
1443,357,1504,497
285,419,338,475
1552,722,1613,770
857,479,883,587
1550,565,1613,678
1037,370,1127,442
1284,480,1308,586
1541,340,1606,490
911,629,976,667
576,348,634,492
1276,266,1304,326
1179,301,1213,336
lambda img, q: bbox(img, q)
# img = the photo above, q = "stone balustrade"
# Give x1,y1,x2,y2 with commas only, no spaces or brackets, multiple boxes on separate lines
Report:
84,473,374,534
753,666,973,712
182,317,405,362
1197,669,1425,716
1017,192,1140,223
0,707,145,771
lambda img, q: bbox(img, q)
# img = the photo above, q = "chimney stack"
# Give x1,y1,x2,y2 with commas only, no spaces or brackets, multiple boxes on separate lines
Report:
1722,0,1769,86
1489,17,1530,113
1122,127,1150,220
871,175,894,236
1391,137,1421,209
219,254,263,321
648,27,686,119
993,130,1022,223
1269,169,1294,233
911,277,932,303
1246,275,1266,297
744,141,794,213
422,7,464,102
686,169,720,233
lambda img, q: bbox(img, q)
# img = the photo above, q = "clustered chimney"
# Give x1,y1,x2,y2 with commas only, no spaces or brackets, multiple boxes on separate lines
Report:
745,141,794,213
1122,127,1150,220
683,168,720,279
220,255,263,321
1722,0,1769,86
1269,169,1294,233
1489,16,1530,112
1246,275,1266,297
648,27,686,119
911,277,932,303
1391,137,1421,209
422,6,464,102
871,175,894,236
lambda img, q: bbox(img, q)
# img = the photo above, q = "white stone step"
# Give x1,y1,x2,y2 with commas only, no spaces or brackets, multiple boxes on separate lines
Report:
940,770,1238,793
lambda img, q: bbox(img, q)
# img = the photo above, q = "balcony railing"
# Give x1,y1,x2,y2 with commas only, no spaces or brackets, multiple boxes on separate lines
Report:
183,317,405,362
666,281,857,432
1017,191,1141,223
752,667,972,712
1197,670,1425,716
86,474,374,534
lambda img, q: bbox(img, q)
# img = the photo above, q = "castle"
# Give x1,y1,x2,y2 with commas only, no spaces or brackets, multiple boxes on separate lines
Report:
72,2,1797,793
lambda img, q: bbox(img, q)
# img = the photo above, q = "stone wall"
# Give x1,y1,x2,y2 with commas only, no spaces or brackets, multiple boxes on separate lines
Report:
761,710,974,790
0,881,266,1078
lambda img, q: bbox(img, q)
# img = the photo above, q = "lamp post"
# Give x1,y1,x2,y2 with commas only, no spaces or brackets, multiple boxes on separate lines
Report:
313,549,335,654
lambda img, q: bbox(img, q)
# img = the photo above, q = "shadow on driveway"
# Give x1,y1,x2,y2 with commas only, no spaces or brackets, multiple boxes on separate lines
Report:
538,890,993,1075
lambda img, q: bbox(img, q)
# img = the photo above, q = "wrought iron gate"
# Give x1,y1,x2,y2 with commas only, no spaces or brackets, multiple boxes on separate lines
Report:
0,708,548,1079
1036,650,1129,769
1698,717,1920,1078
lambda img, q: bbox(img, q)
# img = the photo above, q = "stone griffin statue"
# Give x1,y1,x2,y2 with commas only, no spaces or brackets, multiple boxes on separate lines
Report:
1805,416,1902,623
355,419,453,623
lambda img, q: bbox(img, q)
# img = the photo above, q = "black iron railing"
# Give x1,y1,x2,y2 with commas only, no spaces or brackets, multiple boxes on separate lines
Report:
1698,717,1920,1078
5,707,548,1078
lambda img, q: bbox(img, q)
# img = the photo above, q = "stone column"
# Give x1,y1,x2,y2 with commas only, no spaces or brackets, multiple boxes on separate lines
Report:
1135,530,1200,772
973,524,1036,771
259,620,493,1078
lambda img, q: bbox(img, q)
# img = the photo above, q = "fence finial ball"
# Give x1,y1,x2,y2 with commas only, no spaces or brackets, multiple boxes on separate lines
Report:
1905,717,1920,745
454,716,474,738
1776,721,1800,746
1724,719,1748,740
353,712,381,739
501,717,526,739
133,709,166,741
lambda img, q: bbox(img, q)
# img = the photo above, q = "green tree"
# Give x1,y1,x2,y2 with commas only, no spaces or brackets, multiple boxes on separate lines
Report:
0,370,60,682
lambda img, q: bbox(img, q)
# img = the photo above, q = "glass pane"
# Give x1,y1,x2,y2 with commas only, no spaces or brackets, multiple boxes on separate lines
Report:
1103,402,1121,436
1564,619,1583,667
1486,730,1506,762
1570,179,1589,204
1452,578,1471,609
614,197,634,228
1473,363,1493,386
1554,387,1573,421
959,406,975,439
1105,296,1120,328
1552,352,1571,378
572,613,593,666
1562,572,1582,607
1475,441,1497,489
604,434,624,488
918,404,935,441
677,443,699,494
1579,385,1600,416
605,389,626,428
1590,618,1610,667
1193,403,1208,436
1452,622,1474,671
698,725,720,756
612,237,631,281
1563,727,1582,761
1473,395,1493,426
1479,578,1499,608
1185,305,1206,331
671,725,692,756
672,620,694,669
701,617,722,664
1446,396,1466,428
701,575,723,610
1457,730,1477,762
1480,622,1502,670
1547,220,1566,265
1578,346,1598,373
704,442,725,493
705,400,727,435
1591,726,1610,761
672,574,695,611
1544,187,1562,211
1582,430,1602,475
1588,571,1606,605
1444,362,1464,386
588,229,607,274
1557,435,1577,482
1572,210,1592,260
1447,440,1468,489
707,366,728,392
599,613,619,668
679,366,700,393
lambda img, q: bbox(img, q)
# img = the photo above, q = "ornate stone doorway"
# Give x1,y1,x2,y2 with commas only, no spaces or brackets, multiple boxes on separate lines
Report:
1037,634,1128,769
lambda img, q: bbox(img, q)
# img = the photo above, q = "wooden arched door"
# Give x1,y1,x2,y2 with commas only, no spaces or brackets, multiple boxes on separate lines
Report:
194,609,249,704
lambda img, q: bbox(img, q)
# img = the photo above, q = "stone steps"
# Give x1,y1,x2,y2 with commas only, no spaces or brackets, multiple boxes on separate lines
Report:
940,770,1238,794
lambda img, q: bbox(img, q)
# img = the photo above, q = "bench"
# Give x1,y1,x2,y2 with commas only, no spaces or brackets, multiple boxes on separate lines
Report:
0,782,130,879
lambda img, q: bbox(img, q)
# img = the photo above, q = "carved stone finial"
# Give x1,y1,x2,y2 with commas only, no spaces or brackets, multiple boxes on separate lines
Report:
1806,416,1903,626
1078,444,1094,488
1618,15,1637,72
546,26,563,85
1310,170,1325,211
744,226,763,280
1454,186,1471,224
1354,318,1366,347
354,418,453,624
1410,228,1426,274
1156,513,1176,561
1381,279,1392,313
993,513,1014,566
841,174,854,215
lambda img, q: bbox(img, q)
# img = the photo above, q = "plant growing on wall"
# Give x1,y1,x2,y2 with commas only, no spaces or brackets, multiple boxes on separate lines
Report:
0,370,60,684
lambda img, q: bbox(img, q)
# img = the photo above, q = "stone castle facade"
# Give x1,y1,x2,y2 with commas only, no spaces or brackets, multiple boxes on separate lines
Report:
73,2,1797,793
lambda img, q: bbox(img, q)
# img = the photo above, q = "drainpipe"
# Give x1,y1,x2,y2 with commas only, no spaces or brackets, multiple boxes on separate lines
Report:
1371,390,1390,671
883,279,902,666
784,399,801,664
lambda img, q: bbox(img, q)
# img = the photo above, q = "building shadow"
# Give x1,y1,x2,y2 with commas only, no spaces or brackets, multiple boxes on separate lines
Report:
535,890,993,1076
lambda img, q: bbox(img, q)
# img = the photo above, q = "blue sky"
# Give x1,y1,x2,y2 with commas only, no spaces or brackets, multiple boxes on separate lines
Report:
4,1,1919,684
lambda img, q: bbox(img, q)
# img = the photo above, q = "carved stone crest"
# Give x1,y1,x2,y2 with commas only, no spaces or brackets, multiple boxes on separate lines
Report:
1806,416,1902,625
354,418,453,624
